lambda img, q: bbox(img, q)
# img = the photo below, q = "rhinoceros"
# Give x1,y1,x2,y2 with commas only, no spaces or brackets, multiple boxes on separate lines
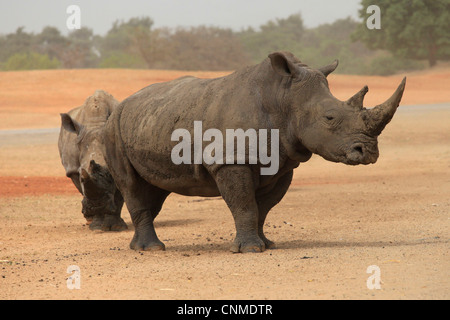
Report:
103,51,406,252
58,90,127,231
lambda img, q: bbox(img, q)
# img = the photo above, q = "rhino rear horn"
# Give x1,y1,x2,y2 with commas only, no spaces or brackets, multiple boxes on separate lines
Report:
347,85,368,110
365,77,406,135
319,60,339,77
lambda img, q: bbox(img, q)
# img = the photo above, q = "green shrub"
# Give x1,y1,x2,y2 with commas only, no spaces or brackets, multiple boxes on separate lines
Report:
99,52,146,69
3,52,60,70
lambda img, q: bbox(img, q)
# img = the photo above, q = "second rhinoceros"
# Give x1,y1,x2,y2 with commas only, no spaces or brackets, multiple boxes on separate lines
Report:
103,51,406,253
59,90,127,231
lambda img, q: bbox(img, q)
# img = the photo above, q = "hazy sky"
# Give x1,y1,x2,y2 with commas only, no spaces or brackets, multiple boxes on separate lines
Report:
0,0,362,35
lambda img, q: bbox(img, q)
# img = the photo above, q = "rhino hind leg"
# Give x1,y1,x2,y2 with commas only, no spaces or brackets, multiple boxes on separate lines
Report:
256,170,294,250
215,166,265,253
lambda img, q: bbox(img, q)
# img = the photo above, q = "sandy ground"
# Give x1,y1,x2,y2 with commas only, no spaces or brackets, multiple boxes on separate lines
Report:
0,68,449,300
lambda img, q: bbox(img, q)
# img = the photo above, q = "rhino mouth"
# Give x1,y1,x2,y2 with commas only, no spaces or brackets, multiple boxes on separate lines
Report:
343,143,379,165
318,142,378,166
81,193,117,219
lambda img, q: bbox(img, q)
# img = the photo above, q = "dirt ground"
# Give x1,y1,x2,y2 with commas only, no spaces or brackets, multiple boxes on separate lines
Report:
0,67,449,300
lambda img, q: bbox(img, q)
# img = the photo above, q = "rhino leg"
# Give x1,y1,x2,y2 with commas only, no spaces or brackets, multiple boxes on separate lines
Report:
87,213,105,230
82,190,127,232
83,207,125,232
116,172,169,251
256,170,294,249
100,189,127,231
215,166,265,253
128,185,169,251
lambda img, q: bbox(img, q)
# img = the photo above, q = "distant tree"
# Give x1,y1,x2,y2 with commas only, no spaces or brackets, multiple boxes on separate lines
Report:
0,27,34,62
299,17,372,73
100,17,162,68
36,26,68,60
353,0,450,67
166,26,250,70
239,13,305,63
62,27,98,68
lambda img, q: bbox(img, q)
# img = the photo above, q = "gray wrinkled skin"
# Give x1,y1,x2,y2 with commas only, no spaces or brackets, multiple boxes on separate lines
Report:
104,52,406,252
58,90,127,231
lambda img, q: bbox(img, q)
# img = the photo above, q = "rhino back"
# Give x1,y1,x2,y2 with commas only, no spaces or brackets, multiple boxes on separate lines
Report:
114,72,269,195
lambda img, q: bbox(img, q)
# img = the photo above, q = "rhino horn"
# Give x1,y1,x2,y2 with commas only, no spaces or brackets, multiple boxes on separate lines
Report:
319,59,339,77
80,168,90,183
364,77,406,136
89,160,102,174
80,167,100,197
347,85,368,110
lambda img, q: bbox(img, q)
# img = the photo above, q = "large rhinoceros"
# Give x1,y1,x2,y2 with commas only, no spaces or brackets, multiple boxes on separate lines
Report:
58,90,127,231
103,51,406,252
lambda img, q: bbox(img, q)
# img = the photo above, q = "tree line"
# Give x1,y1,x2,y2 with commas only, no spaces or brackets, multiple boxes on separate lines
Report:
0,0,448,75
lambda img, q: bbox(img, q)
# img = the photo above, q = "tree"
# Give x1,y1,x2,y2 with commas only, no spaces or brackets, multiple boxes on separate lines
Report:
62,27,98,68
299,17,373,73
0,27,34,62
353,0,450,67
166,26,250,70
100,17,162,68
36,26,68,60
238,13,305,63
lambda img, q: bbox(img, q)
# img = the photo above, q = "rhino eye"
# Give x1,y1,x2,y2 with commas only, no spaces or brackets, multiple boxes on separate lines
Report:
325,115,335,121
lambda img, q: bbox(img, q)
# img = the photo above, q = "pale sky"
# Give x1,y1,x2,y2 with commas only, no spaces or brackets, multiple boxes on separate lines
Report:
0,0,362,35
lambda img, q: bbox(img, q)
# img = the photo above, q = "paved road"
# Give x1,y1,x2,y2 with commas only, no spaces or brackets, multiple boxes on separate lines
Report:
0,103,448,147
0,127,60,147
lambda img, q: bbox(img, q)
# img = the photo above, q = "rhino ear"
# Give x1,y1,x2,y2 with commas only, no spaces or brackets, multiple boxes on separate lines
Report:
319,60,339,77
60,113,84,135
269,52,302,78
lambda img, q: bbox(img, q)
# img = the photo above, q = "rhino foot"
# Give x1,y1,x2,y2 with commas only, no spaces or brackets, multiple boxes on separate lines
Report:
130,233,165,251
88,216,104,231
261,236,276,250
230,236,266,253
87,215,128,231
101,215,128,232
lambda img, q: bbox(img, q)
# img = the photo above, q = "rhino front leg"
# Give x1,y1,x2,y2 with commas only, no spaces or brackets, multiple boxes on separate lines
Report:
82,190,127,231
101,190,127,231
256,170,294,249
215,166,264,253
129,208,164,251
125,181,170,251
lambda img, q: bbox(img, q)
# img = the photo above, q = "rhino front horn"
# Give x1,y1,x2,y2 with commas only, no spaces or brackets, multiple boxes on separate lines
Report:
364,77,406,136
80,168,90,183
